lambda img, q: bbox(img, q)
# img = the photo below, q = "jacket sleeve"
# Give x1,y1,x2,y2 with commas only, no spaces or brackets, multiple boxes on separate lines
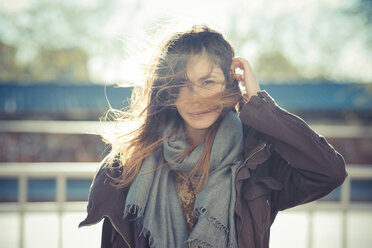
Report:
239,90,347,211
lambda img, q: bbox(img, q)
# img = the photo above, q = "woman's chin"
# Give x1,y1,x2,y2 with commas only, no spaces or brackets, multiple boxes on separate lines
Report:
184,113,220,131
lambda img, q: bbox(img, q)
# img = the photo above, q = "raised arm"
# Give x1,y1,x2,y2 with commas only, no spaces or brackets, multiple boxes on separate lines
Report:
231,56,347,210
239,90,347,210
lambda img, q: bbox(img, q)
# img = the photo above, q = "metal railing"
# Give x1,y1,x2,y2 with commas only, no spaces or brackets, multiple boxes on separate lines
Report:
1,120,372,138
0,163,371,248
290,165,372,248
0,162,98,248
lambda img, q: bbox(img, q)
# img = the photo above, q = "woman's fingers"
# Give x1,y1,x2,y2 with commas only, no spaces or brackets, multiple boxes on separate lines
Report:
230,58,244,71
231,57,253,72
230,58,245,81
231,71,243,81
233,73,243,81
231,57,260,100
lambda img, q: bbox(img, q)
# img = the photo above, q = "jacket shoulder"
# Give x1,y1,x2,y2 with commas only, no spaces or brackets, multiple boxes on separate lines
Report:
79,156,129,228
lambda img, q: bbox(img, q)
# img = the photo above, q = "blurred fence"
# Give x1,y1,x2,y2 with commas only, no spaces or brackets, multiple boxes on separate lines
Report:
0,162,97,248
0,162,372,248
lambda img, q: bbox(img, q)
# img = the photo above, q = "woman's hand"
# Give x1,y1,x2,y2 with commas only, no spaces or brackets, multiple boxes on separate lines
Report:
230,57,260,101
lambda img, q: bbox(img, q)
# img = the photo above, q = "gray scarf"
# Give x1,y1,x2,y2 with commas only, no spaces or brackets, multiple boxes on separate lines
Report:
124,111,244,248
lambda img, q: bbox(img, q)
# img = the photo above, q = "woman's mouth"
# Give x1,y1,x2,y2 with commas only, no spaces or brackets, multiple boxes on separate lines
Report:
188,108,217,118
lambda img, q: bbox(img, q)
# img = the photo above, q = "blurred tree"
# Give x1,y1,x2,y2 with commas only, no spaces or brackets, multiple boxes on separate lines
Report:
0,0,118,83
227,11,306,82
0,42,89,82
226,0,372,83
31,48,90,82
341,0,372,47
0,42,17,81
0,0,371,83
255,50,301,82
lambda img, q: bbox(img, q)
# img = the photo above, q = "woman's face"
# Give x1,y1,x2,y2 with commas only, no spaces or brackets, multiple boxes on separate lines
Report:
175,55,226,133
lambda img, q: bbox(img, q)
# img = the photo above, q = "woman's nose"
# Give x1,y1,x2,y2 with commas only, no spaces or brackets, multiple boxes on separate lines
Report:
189,84,210,97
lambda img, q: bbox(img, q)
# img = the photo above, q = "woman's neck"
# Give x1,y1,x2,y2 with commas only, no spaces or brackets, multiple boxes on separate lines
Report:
184,123,208,146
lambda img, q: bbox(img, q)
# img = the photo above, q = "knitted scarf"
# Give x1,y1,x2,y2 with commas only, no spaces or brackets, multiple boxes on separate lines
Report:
124,111,244,248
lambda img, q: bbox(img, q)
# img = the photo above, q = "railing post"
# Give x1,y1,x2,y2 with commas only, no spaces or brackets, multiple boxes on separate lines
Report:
18,175,27,248
307,209,313,248
341,176,351,248
56,175,66,248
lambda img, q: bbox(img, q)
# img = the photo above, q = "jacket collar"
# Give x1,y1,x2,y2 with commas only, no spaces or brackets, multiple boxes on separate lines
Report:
237,125,272,179
79,164,133,245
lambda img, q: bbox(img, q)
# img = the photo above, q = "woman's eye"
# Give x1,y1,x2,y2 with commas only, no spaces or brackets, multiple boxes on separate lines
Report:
203,80,215,85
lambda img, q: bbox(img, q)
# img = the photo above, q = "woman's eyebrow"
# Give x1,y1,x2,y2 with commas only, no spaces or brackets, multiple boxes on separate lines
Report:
198,72,224,81
198,74,213,81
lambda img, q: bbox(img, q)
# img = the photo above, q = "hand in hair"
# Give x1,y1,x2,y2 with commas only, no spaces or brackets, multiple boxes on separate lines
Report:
230,57,260,101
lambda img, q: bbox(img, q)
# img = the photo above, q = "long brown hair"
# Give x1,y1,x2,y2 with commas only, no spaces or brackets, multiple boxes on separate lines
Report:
102,24,246,192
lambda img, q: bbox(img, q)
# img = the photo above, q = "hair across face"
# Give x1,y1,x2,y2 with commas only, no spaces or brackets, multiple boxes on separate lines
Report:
175,55,226,138
105,24,245,190
148,24,243,128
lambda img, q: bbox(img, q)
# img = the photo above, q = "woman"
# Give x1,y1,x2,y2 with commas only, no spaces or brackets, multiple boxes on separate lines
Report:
79,24,347,248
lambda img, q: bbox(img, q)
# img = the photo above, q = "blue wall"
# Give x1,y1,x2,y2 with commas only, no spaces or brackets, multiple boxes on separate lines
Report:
1,82,371,115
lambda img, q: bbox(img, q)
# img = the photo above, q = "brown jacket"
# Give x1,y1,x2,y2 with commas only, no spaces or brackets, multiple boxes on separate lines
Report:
79,90,347,248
